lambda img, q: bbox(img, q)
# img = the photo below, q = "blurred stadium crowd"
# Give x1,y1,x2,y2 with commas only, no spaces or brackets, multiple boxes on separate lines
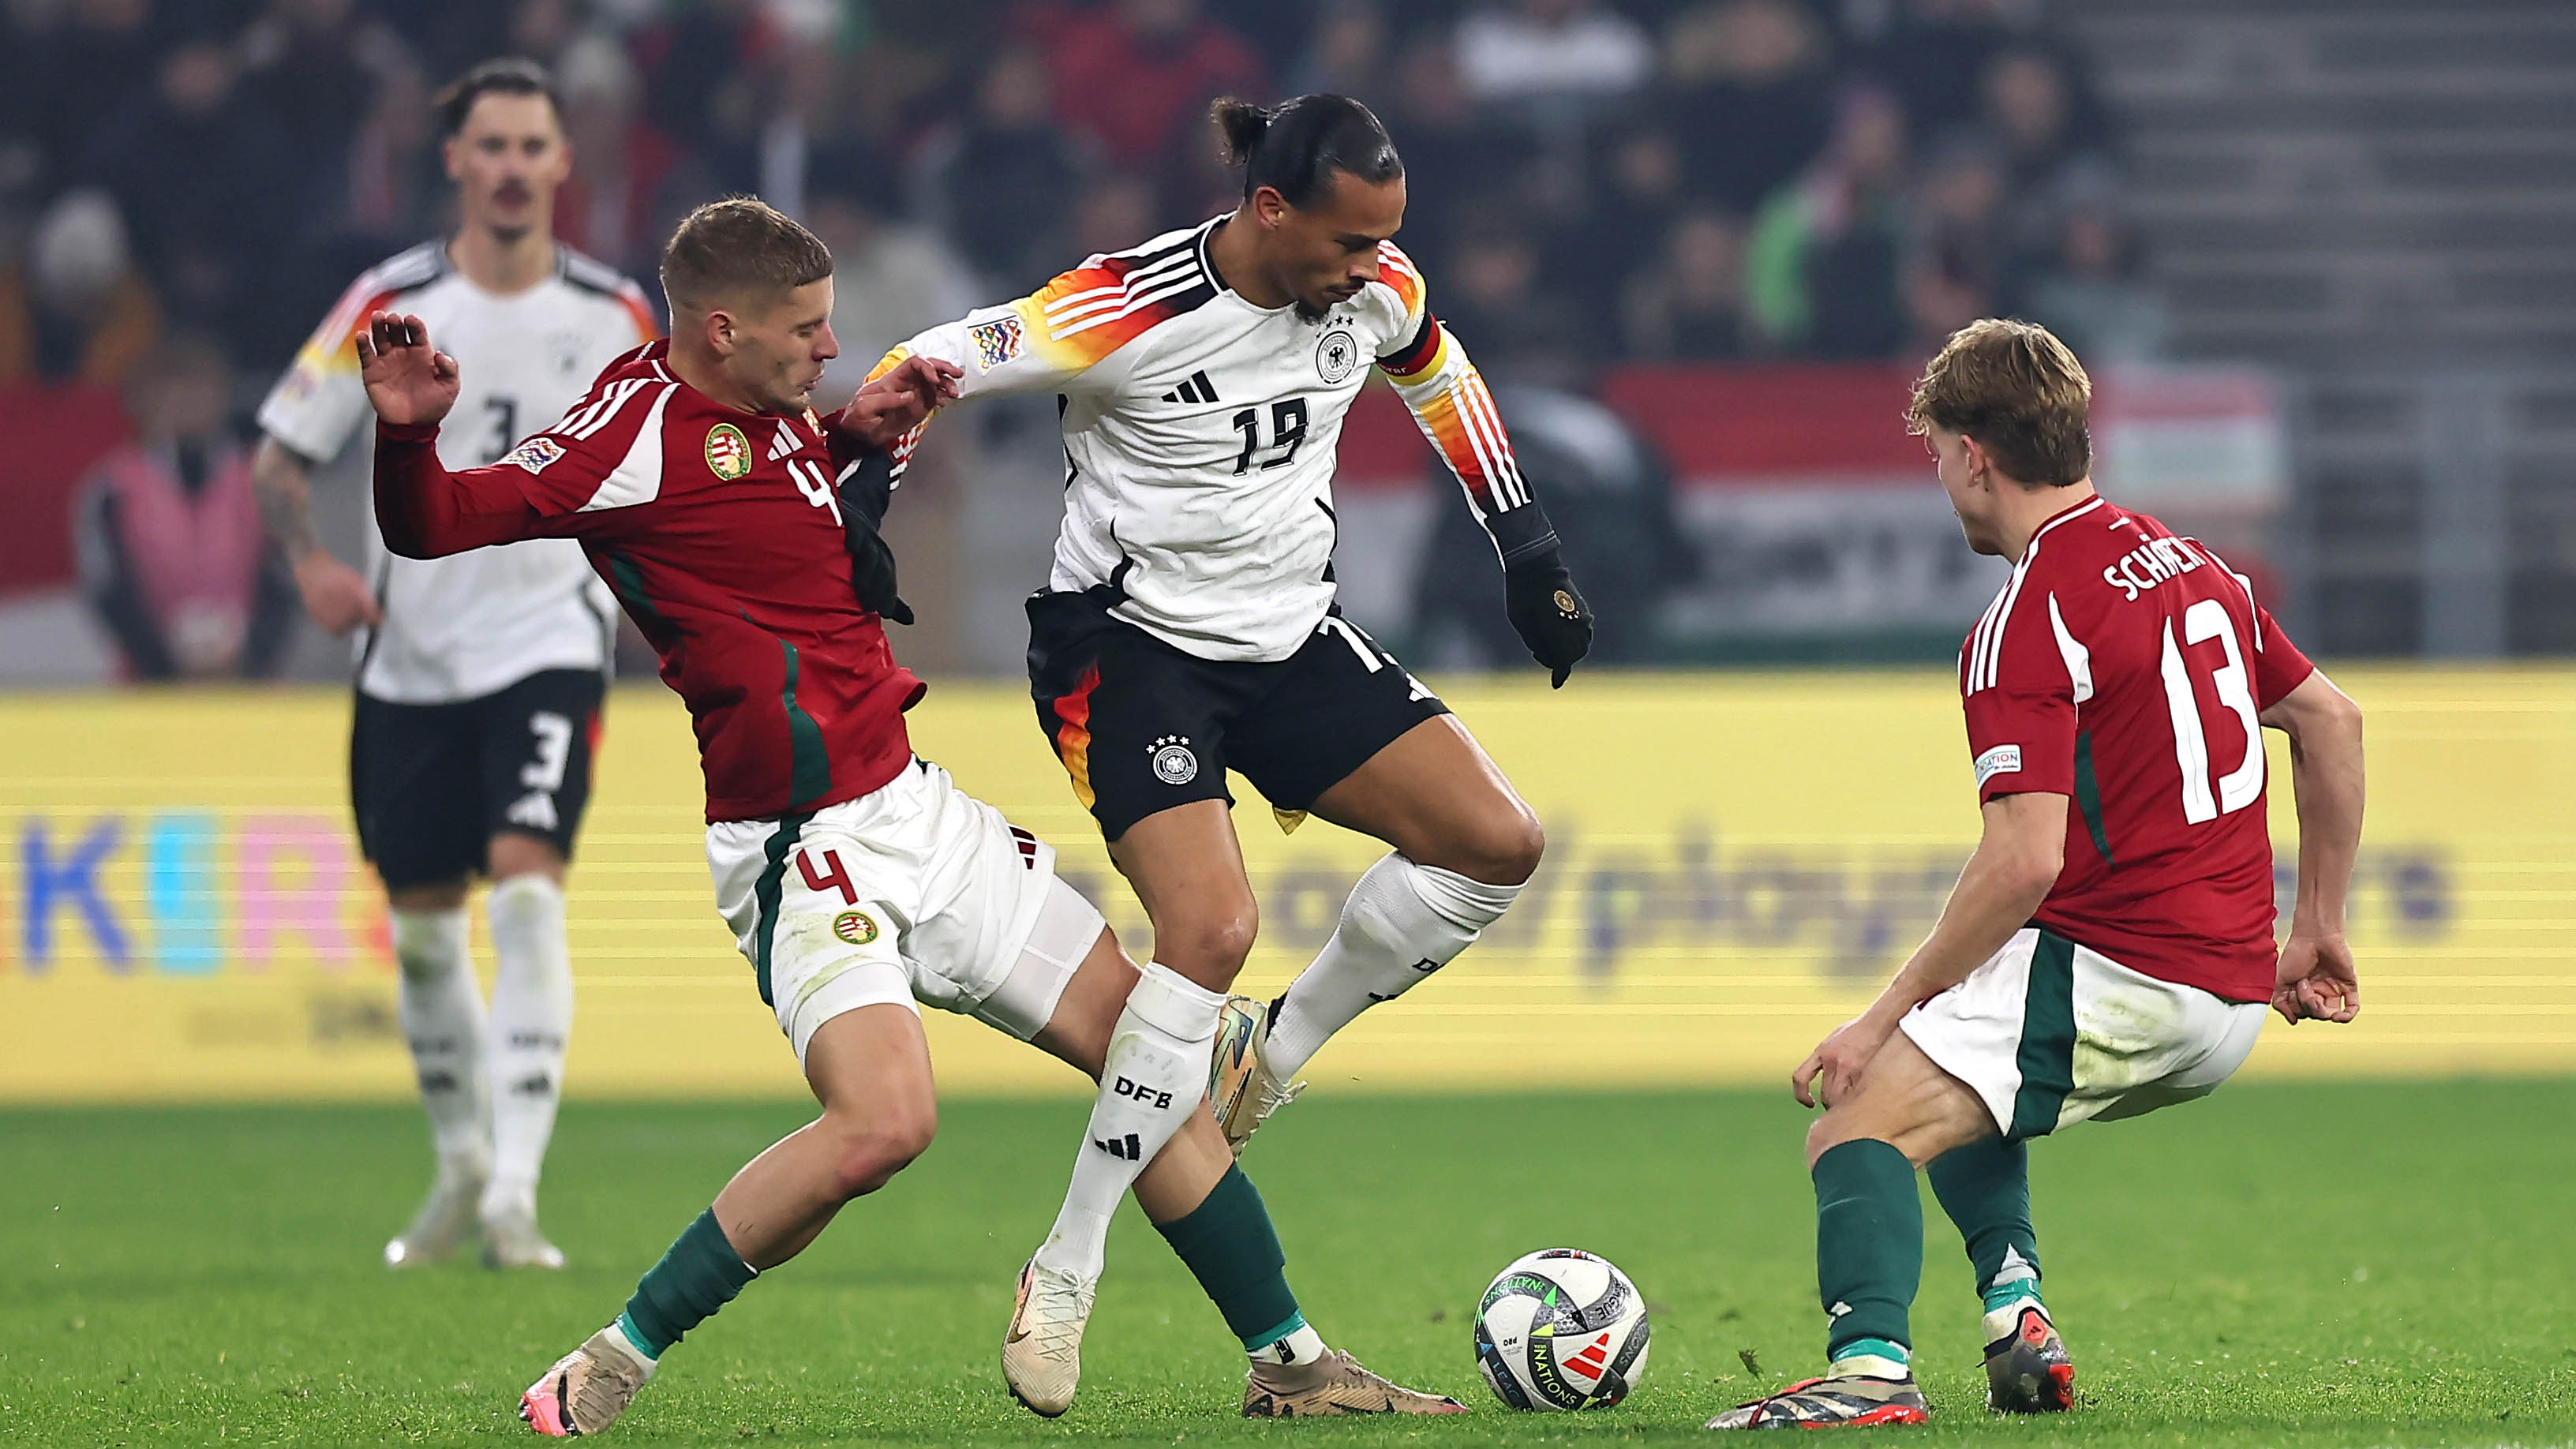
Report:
0,0,2170,682
0,0,2158,395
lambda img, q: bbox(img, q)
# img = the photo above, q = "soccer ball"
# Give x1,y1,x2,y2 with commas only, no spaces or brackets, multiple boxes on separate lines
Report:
1473,1249,1651,1410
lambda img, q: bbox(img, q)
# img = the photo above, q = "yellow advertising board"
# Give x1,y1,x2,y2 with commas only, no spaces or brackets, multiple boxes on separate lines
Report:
0,668,2567,1103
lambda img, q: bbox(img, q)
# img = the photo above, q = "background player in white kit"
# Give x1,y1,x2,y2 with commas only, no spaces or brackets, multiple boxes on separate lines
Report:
871,95,1596,1380
253,59,657,1270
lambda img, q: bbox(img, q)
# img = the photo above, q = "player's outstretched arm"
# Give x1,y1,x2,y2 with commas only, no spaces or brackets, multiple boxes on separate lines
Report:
856,273,1134,488
359,311,549,558
2260,671,2364,1024
1793,792,2066,1108
1378,315,1594,685
833,354,961,453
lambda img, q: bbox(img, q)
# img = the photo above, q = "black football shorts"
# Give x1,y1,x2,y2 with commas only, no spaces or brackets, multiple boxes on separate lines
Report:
350,668,605,889
1027,590,1449,842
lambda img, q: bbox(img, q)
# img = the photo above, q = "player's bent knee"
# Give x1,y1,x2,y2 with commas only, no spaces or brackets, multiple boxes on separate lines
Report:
1427,801,1545,886
1157,908,1259,979
825,1110,938,1200
1804,1113,1855,1170
1478,807,1546,886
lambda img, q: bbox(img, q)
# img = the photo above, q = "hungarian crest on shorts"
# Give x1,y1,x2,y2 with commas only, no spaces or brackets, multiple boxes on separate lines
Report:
832,910,879,946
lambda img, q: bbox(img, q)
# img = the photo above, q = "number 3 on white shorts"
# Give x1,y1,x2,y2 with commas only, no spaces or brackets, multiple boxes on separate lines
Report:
2158,597,2263,825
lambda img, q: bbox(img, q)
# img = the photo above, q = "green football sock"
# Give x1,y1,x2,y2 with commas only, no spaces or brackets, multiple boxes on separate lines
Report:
618,1208,758,1359
1927,1135,2043,1312
1152,1165,1305,1353
1813,1138,1921,1366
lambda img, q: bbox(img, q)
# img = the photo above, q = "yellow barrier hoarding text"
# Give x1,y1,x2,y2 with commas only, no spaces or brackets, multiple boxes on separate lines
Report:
0,668,2565,1100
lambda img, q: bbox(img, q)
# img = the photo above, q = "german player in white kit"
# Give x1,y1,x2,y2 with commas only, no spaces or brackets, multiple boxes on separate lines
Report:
253,59,657,1271
873,95,1596,1394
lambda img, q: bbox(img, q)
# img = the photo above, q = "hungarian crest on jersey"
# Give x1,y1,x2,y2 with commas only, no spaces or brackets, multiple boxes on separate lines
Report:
705,421,751,480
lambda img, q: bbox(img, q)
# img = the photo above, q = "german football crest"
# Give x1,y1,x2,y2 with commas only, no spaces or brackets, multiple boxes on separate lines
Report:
968,316,1024,372
833,910,879,946
1149,736,1199,785
1315,327,1359,384
705,422,751,480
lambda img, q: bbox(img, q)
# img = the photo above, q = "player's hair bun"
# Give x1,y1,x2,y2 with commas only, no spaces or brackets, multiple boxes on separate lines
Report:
1212,97,1272,166
1212,94,1402,211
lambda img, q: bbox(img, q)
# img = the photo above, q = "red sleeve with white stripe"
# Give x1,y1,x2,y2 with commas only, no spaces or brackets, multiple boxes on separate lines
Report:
1372,247,1532,522
371,354,668,556
509,352,680,517
1960,573,2081,804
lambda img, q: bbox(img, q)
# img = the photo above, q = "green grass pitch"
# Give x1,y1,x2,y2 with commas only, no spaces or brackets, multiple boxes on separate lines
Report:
5,1080,2573,1447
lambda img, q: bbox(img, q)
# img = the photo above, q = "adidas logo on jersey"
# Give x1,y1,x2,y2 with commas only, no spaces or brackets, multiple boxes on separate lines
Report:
766,421,800,462
1160,370,1219,404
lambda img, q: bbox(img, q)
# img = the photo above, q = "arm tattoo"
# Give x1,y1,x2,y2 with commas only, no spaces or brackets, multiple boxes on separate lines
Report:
253,440,321,562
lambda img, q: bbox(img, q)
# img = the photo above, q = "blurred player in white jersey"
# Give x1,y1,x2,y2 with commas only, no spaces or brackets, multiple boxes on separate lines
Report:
253,58,658,1270
874,95,1595,1400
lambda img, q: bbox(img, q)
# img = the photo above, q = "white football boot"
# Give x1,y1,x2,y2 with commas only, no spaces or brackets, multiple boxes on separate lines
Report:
481,1201,567,1271
1002,1256,1096,1417
1208,995,1303,1156
384,1152,487,1268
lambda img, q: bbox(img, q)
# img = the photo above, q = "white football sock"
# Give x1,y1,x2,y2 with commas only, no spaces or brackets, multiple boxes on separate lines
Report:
1034,962,1225,1282
1251,1322,1330,1367
1265,853,1522,1080
483,874,573,1220
391,906,491,1168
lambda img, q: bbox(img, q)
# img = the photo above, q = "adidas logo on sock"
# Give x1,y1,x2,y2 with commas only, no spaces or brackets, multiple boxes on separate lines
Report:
1092,1133,1143,1160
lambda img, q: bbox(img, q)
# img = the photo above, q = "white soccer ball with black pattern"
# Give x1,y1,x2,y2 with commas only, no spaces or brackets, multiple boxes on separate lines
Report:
1473,1249,1651,1411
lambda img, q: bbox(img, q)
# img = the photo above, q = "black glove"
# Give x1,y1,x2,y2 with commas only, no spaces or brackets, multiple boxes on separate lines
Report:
1490,502,1593,687
837,449,914,626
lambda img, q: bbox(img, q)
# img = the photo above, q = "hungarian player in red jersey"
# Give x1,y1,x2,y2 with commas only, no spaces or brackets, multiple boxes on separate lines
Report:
360,199,1461,1434
1711,320,2366,1430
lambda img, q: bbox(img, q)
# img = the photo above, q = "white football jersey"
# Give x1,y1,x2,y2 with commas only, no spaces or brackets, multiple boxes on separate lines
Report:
257,242,657,703
882,217,1528,665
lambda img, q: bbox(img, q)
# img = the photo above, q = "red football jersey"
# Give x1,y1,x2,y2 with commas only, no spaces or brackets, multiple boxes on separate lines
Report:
376,342,923,822
1960,495,2315,1002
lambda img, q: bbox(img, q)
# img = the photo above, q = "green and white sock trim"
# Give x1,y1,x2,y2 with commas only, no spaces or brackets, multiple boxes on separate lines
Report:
1980,1245,2046,1340
1247,1316,1327,1367
607,1314,661,1365
1982,1279,2044,1314
1981,1245,2041,1309
1826,1337,1911,1380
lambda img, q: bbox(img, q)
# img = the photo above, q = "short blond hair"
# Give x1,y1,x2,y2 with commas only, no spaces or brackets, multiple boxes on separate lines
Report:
660,198,832,314
1905,318,2092,487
